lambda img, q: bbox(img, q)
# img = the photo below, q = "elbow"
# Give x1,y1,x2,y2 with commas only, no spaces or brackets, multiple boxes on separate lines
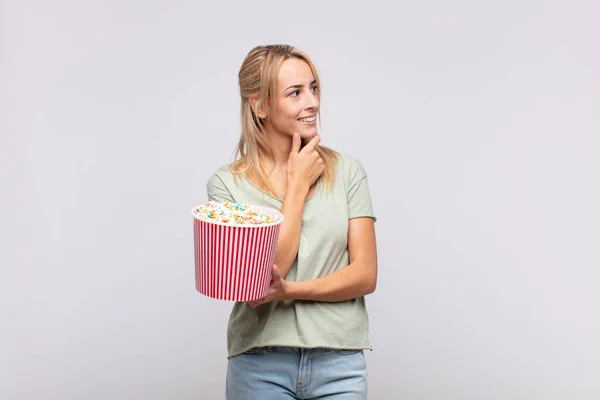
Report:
365,280,377,295
364,266,377,295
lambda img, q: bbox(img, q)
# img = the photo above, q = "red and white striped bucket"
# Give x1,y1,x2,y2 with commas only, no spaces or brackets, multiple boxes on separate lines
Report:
191,204,283,301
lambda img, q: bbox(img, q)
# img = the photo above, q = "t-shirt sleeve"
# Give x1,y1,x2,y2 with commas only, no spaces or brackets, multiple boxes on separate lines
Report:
347,158,377,221
206,173,236,203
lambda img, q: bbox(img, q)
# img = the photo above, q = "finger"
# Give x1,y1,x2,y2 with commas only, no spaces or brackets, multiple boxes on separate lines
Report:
302,134,321,151
248,300,260,308
291,133,301,154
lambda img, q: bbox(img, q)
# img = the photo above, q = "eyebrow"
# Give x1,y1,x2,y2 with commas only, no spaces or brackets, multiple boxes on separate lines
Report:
284,80,317,91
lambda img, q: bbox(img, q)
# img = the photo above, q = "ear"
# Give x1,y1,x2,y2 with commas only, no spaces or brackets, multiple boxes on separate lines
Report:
250,97,268,119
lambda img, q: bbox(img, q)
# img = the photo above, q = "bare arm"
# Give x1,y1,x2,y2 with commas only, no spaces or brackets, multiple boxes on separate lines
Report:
275,133,324,279
247,217,378,308
287,217,378,302
274,182,309,278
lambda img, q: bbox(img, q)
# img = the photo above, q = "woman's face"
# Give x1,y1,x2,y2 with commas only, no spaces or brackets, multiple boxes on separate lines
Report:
265,58,319,139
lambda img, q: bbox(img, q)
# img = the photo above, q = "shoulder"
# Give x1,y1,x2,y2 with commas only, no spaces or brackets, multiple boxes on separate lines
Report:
206,164,238,200
207,164,235,185
206,163,244,203
335,153,370,182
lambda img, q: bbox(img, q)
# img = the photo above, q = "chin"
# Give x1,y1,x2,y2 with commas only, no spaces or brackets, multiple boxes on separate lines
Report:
297,128,319,139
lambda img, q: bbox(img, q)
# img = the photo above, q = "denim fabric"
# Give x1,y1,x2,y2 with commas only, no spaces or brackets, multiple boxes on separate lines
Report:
226,346,367,399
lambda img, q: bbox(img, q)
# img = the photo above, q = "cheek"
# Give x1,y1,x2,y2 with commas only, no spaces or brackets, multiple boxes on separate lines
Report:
274,103,300,126
282,102,300,119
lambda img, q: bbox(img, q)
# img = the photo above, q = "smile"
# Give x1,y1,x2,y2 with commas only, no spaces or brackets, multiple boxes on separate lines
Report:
298,116,316,123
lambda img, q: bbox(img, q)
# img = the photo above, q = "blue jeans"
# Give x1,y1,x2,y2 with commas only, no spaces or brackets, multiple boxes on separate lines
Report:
226,346,367,399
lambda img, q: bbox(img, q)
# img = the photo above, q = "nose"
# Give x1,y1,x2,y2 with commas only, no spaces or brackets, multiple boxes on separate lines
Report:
305,91,319,110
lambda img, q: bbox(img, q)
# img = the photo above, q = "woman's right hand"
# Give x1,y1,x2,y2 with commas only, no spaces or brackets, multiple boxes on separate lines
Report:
287,133,324,193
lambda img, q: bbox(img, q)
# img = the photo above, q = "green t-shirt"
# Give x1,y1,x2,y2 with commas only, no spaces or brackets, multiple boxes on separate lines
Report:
206,153,377,358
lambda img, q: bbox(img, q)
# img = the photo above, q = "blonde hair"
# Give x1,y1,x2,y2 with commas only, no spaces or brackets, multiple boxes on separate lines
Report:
230,44,339,199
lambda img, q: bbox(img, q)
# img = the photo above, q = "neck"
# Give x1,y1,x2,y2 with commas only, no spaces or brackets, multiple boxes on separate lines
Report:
263,125,293,172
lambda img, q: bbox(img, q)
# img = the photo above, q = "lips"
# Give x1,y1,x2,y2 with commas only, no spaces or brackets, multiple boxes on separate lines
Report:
298,115,316,123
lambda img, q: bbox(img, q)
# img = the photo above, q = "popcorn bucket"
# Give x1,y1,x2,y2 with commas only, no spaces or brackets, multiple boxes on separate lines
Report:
191,204,283,301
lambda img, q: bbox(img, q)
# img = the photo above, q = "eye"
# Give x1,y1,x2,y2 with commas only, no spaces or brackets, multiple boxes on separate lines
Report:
289,90,300,97
311,86,318,93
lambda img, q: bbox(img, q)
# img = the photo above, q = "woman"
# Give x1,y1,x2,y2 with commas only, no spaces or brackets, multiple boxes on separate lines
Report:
207,44,378,399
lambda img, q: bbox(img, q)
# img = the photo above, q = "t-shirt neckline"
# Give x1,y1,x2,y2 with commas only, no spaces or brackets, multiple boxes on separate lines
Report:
239,172,321,204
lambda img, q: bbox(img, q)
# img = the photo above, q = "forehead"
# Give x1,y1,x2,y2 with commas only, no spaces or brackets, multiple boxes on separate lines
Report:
278,58,315,87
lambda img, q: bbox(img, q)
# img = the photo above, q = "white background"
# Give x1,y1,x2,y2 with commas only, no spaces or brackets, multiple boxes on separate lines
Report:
2,0,599,399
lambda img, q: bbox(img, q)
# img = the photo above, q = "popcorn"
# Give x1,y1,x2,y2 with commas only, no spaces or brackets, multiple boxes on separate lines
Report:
193,201,281,225
191,201,284,301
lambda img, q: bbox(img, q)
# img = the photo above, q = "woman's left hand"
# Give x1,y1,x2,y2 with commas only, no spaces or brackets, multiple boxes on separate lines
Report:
247,264,290,308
